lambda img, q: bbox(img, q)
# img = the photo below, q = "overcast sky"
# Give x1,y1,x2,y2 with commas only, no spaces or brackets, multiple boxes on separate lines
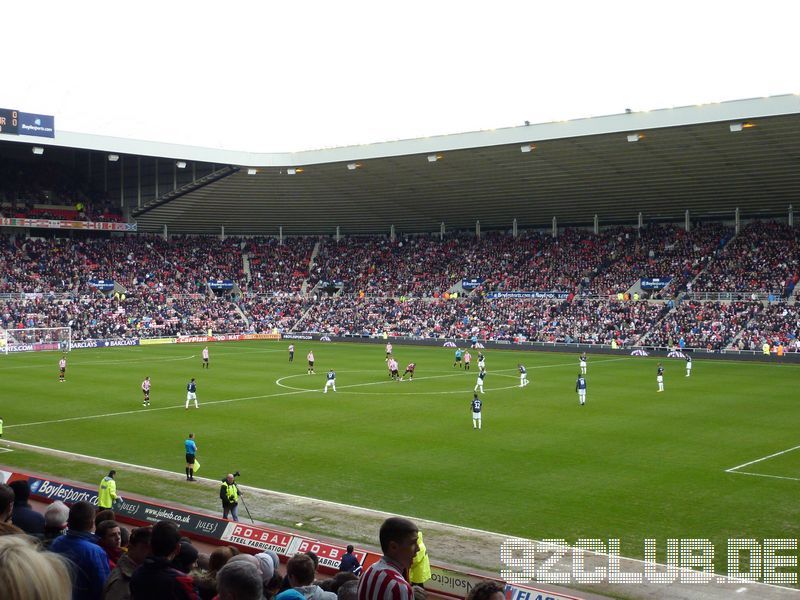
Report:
5,1,799,152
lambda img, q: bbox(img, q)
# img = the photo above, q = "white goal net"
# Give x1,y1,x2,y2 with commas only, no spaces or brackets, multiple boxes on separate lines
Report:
0,327,72,355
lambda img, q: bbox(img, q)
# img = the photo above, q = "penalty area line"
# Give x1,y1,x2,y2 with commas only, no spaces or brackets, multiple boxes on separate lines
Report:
725,444,800,473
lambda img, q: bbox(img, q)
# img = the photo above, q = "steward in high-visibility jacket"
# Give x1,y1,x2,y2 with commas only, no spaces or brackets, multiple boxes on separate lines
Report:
220,474,241,521
98,470,118,509
410,530,431,586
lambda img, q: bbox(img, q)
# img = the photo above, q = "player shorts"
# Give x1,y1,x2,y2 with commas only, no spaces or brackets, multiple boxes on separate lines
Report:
686,364,692,370
391,369,399,376
325,379,335,385
476,378,484,385
580,361,587,368
186,453,196,464
478,361,485,369
657,375,663,383
455,357,462,362
578,390,586,397
203,358,209,363
60,368,66,374
308,361,314,367
472,412,481,420
143,390,150,398
187,392,197,401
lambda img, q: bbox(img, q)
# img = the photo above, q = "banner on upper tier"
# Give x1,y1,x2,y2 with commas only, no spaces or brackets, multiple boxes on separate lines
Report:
486,291,570,300
0,218,136,231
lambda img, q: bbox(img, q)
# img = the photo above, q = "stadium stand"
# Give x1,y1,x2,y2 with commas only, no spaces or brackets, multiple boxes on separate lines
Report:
0,221,798,350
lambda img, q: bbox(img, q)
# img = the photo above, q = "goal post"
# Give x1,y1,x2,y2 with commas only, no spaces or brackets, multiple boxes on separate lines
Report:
0,327,72,354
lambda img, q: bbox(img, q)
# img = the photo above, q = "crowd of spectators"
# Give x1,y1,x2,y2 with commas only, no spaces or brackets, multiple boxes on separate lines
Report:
692,221,800,296
642,301,761,350
587,223,733,298
736,303,800,352
1,223,799,350
245,237,316,295
0,479,387,600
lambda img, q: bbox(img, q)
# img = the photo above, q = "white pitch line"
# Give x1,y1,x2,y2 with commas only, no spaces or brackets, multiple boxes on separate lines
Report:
725,444,800,472
727,470,800,482
5,387,312,429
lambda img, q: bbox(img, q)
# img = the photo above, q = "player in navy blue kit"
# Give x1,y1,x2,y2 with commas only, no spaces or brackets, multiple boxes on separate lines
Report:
576,373,587,405
657,363,664,392
474,369,486,393
518,364,528,387
185,378,199,409
471,394,482,429
324,369,337,393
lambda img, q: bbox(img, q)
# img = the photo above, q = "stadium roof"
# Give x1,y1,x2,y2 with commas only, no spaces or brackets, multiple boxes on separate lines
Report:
3,94,800,235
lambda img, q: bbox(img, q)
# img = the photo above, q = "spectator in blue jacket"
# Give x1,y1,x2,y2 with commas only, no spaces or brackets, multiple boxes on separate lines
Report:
338,545,362,576
50,500,111,600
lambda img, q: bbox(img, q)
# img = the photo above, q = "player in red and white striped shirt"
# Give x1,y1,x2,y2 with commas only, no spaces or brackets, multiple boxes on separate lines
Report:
358,517,419,600
142,377,151,406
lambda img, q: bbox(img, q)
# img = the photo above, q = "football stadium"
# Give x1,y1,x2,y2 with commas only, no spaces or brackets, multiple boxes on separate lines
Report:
3,27,800,600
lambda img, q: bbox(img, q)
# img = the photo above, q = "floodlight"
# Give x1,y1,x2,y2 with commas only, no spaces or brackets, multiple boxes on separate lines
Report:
626,134,643,143
176,161,187,169
32,146,44,155
427,154,442,163
108,154,119,162
520,144,535,153
247,168,257,175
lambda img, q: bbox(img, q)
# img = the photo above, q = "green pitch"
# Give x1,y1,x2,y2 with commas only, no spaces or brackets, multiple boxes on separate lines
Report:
1,340,798,567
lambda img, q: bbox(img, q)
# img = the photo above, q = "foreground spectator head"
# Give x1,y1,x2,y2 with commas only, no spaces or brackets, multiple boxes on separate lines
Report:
150,520,182,559
465,581,505,600
44,500,69,532
68,500,96,532
8,479,31,502
0,535,72,600
209,545,241,573
0,483,13,522
338,580,359,600
127,525,152,564
217,559,263,600
97,519,122,551
379,517,419,569
172,539,200,573
8,479,45,536
286,552,316,587
255,550,280,581
95,508,115,528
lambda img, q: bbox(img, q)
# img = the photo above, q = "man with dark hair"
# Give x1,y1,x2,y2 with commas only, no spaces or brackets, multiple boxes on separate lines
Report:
358,517,418,600
104,526,152,600
276,553,336,600
9,478,45,536
130,520,198,600
185,433,198,481
338,545,362,576
50,500,110,600
96,519,123,568
0,483,14,523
